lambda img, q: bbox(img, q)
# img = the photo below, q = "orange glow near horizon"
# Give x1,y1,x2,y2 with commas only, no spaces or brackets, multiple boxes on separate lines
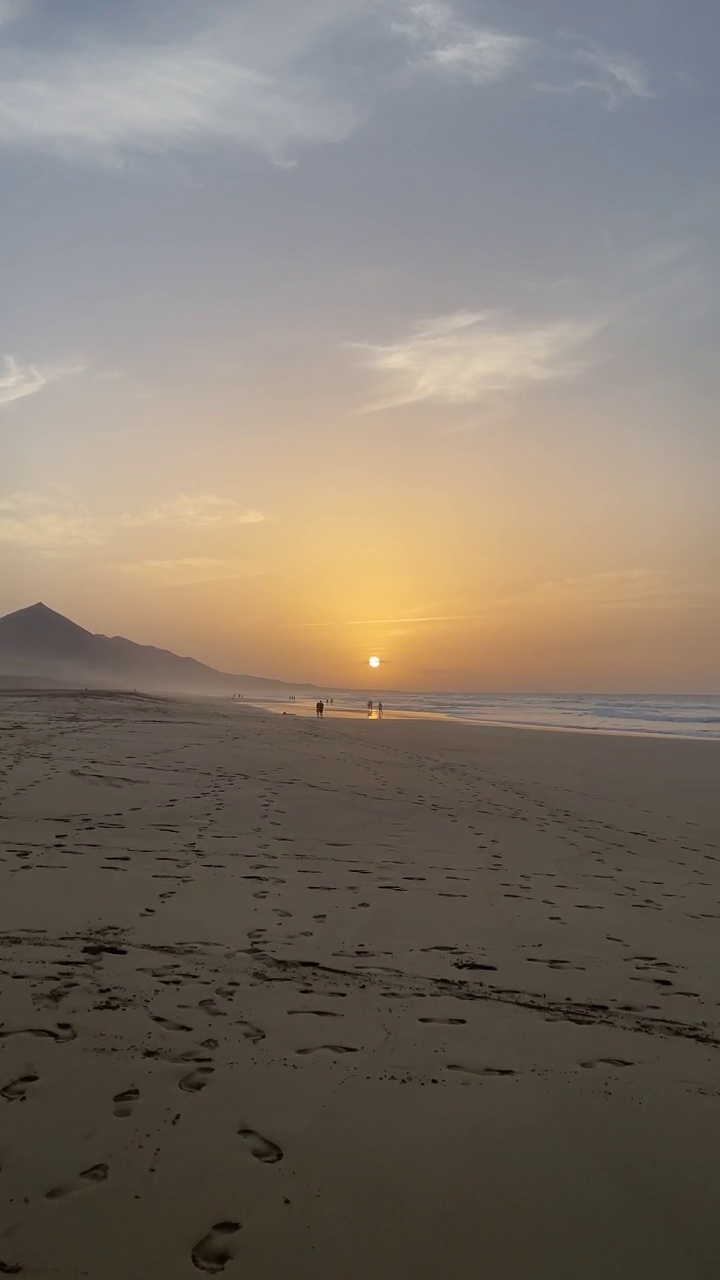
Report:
0,4,718,697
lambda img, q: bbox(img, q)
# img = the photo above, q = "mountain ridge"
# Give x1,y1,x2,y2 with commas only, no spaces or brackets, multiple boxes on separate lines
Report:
0,603,309,695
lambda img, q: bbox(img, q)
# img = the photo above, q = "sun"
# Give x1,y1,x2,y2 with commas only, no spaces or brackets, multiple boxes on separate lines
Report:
369,656,381,669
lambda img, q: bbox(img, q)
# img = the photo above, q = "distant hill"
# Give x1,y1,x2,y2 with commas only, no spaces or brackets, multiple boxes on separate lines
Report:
0,603,305,696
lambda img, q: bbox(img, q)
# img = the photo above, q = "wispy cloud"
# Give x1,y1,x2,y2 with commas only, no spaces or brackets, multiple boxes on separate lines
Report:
392,2,530,85
0,4,363,166
115,557,264,586
286,612,488,629
540,41,656,110
287,570,715,632
0,490,270,554
122,493,267,530
0,355,85,409
0,3,659,169
525,569,713,611
353,309,602,412
0,356,45,408
0,493,104,550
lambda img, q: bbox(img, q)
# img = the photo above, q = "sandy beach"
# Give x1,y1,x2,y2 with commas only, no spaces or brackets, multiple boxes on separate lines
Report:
0,691,719,1279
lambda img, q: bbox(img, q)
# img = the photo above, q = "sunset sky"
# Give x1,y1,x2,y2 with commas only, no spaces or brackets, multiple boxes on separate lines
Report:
1,0,719,692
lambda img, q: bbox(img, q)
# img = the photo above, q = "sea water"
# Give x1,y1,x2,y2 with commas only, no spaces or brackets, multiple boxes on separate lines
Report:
323,692,720,740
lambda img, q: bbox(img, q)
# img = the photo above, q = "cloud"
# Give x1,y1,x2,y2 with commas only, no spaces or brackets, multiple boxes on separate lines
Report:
353,309,602,412
573,45,655,108
122,493,267,529
0,3,657,170
392,2,530,84
0,355,86,409
0,356,45,407
0,489,270,555
115,557,264,586
0,493,104,550
392,8,653,109
540,41,656,110
519,569,714,612
0,3,364,166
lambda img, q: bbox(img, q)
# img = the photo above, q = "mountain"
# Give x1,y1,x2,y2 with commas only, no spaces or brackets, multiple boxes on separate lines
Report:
0,603,303,695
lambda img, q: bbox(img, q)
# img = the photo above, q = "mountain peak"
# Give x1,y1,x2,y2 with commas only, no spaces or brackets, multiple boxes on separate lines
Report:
0,602,96,660
21,601,63,618
0,603,300,694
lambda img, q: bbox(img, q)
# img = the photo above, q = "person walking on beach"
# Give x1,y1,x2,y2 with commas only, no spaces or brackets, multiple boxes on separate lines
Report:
316,700,324,719
367,699,373,717
378,701,383,719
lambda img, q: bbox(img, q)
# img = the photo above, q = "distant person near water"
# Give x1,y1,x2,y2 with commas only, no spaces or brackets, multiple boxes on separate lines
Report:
367,700,373,717
378,701,383,718
316,700,324,719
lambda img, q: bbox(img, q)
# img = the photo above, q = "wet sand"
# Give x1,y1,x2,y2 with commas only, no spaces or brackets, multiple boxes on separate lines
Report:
0,692,719,1279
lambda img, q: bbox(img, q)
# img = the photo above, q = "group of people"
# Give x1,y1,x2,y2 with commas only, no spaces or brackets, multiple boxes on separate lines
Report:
313,698,384,719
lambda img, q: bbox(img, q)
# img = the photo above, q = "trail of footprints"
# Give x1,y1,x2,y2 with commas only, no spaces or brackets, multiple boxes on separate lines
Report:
2,693,718,1276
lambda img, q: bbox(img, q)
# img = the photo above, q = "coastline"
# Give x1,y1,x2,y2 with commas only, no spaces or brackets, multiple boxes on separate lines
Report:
244,695,720,743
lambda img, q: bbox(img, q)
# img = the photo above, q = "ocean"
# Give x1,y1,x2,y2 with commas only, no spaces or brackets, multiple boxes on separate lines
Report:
311,692,720,741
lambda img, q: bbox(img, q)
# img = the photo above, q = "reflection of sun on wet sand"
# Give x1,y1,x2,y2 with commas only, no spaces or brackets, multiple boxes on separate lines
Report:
1,690,719,1278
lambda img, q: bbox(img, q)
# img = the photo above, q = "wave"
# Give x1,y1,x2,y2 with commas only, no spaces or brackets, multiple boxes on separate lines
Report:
340,693,720,740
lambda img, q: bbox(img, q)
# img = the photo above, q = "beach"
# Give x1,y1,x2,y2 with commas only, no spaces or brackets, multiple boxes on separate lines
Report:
0,691,719,1279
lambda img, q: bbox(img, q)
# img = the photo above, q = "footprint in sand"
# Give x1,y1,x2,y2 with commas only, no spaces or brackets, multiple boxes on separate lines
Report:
151,1014,193,1032
113,1087,140,1118
237,1127,283,1163
179,1066,215,1092
1,1074,39,1102
0,1023,75,1043
46,1164,109,1200
238,1021,265,1043
419,1017,467,1026
192,1222,242,1273
580,1059,633,1069
446,1064,516,1077
199,1000,226,1019
295,1045,358,1057
288,1010,340,1019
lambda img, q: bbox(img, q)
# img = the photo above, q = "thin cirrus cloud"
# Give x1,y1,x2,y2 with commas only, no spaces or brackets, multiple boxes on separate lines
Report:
0,493,104,551
0,4,364,166
526,569,714,610
392,2,531,85
353,310,603,413
392,5,654,107
539,41,656,109
0,2,659,168
121,493,268,530
0,492,270,553
0,355,85,409
116,558,265,587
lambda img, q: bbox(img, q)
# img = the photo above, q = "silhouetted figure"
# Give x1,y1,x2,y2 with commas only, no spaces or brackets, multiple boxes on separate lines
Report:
316,700,324,719
367,700,373,717
378,701,383,718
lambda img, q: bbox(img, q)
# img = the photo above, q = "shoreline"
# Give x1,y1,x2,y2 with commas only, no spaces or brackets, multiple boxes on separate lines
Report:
242,696,720,744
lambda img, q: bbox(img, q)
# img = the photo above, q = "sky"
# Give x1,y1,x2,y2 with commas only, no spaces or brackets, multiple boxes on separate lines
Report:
1,0,719,692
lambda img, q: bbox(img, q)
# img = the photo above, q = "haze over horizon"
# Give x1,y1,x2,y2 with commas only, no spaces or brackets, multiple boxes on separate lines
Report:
1,0,719,694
